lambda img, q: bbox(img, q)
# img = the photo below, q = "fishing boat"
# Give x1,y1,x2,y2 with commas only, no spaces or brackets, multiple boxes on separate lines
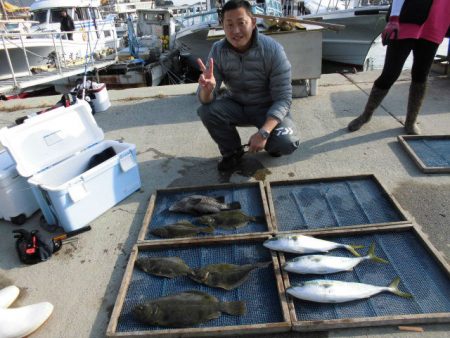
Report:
289,0,390,67
0,0,119,80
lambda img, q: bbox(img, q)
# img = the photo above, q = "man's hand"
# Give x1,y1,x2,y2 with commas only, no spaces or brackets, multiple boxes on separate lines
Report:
198,58,216,103
382,16,399,46
248,132,267,153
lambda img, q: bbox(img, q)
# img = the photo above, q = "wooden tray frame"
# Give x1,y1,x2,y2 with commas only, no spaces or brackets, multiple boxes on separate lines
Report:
276,224,450,332
107,235,291,337
265,174,411,234
137,182,273,244
398,135,450,173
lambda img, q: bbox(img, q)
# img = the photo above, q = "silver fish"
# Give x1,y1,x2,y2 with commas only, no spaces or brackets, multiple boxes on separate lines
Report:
286,277,412,303
135,256,193,278
132,290,246,327
283,243,388,275
263,234,363,256
169,195,241,215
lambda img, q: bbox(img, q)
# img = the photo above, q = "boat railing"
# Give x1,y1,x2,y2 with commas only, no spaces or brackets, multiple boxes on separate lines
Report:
1,29,118,87
178,10,219,28
292,0,391,16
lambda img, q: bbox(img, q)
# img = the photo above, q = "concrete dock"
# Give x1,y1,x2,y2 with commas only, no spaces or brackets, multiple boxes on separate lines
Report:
0,70,449,338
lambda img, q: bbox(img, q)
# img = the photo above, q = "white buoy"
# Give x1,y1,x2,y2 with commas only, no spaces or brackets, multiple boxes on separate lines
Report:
0,302,54,338
0,286,19,308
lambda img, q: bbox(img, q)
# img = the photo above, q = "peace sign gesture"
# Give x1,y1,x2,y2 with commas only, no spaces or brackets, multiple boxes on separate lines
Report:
197,58,216,96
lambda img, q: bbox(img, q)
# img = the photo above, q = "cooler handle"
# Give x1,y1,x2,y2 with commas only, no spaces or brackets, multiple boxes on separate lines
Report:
68,181,88,203
119,151,136,172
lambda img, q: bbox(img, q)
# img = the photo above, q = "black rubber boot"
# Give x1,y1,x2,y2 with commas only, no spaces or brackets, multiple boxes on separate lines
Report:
348,85,389,132
218,147,245,172
405,82,426,135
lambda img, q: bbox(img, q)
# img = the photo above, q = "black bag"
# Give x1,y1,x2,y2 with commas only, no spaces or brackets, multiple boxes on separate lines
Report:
399,0,433,25
13,229,62,265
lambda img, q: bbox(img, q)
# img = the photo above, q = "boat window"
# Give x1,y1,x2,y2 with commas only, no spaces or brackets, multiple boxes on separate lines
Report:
104,30,111,37
75,8,84,20
33,10,48,24
50,9,67,23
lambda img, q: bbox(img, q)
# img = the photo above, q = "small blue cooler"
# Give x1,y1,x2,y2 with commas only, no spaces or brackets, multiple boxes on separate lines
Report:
0,99,141,232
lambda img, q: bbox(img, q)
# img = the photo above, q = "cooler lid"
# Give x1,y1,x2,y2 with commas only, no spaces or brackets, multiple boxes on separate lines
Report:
0,100,104,177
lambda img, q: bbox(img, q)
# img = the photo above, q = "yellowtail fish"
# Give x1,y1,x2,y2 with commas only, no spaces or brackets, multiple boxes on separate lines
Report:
283,243,388,274
286,277,412,303
263,234,363,256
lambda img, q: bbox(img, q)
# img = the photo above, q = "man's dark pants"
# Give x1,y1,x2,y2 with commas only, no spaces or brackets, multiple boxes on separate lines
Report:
198,98,299,156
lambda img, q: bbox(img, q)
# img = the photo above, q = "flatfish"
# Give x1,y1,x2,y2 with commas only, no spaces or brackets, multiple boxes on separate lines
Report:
283,243,388,275
189,261,272,290
286,277,412,303
196,210,259,229
150,221,214,238
263,234,363,256
135,256,193,278
169,195,241,215
132,290,246,327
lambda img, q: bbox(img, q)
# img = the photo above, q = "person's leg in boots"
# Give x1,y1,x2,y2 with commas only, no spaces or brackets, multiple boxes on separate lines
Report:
198,98,248,171
404,39,439,135
348,39,412,132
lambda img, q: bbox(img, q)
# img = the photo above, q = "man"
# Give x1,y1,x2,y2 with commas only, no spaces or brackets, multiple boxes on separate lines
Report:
197,0,299,172
60,10,75,40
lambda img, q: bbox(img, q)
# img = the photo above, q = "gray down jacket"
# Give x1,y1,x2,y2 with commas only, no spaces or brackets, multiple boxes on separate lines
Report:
202,29,292,122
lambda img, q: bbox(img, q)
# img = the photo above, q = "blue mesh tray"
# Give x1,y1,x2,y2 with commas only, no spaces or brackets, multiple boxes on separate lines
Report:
138,182,272,242
267,175,408,232
398,135,450,173
276,225,450,331
107,236,291,337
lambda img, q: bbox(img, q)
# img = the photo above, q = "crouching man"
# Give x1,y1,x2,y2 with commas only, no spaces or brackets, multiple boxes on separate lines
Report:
197,0,300,172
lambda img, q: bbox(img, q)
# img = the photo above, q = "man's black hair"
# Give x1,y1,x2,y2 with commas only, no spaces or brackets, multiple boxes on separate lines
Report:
220,0,253,21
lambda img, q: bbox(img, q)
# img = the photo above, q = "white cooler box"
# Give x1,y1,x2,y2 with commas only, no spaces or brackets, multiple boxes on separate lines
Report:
0,150,39,224
0,99,141,232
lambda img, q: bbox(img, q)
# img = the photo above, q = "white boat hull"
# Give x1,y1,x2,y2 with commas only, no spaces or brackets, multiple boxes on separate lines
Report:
300,6,388,66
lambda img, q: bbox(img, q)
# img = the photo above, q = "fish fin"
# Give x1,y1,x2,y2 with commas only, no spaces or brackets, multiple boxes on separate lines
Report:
346,244,364,257
220,301,246,316
367,243,389,264
388,277,413,298
228,201,241,210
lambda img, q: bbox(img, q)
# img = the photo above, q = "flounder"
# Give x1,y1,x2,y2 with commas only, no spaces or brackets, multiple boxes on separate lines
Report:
132,290,246,327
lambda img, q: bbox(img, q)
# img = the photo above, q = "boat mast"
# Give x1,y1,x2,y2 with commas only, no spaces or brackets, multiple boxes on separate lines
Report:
0,0,9,20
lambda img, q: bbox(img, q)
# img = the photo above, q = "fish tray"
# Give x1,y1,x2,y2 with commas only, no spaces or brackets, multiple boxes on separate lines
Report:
398,135,450,173
275,224,450,331
137,182,273,243
266,174,409,233
106,235,291,337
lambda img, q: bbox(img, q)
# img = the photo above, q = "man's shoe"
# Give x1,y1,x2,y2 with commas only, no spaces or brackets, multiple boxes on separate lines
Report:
218,149,244,172
268,151,282,157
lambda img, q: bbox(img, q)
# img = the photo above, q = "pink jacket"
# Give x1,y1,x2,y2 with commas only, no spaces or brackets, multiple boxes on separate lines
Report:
391,0,450,44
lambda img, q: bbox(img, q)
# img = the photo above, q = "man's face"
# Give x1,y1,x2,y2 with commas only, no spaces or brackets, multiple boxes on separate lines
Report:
223,7,256,53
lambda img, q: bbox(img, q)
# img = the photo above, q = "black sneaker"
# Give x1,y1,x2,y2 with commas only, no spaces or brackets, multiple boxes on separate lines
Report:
218,149,244,172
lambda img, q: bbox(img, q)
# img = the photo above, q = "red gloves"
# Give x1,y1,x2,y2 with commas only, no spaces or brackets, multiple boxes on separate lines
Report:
382,16,400,46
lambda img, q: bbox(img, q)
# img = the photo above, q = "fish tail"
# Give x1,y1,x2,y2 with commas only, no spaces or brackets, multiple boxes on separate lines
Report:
228,202,241,210
367,243,389,264
252,216,266,223
388,277,413,299
346,244,364,257
202,225,215,233
256,261,273,269
220,301,246,316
